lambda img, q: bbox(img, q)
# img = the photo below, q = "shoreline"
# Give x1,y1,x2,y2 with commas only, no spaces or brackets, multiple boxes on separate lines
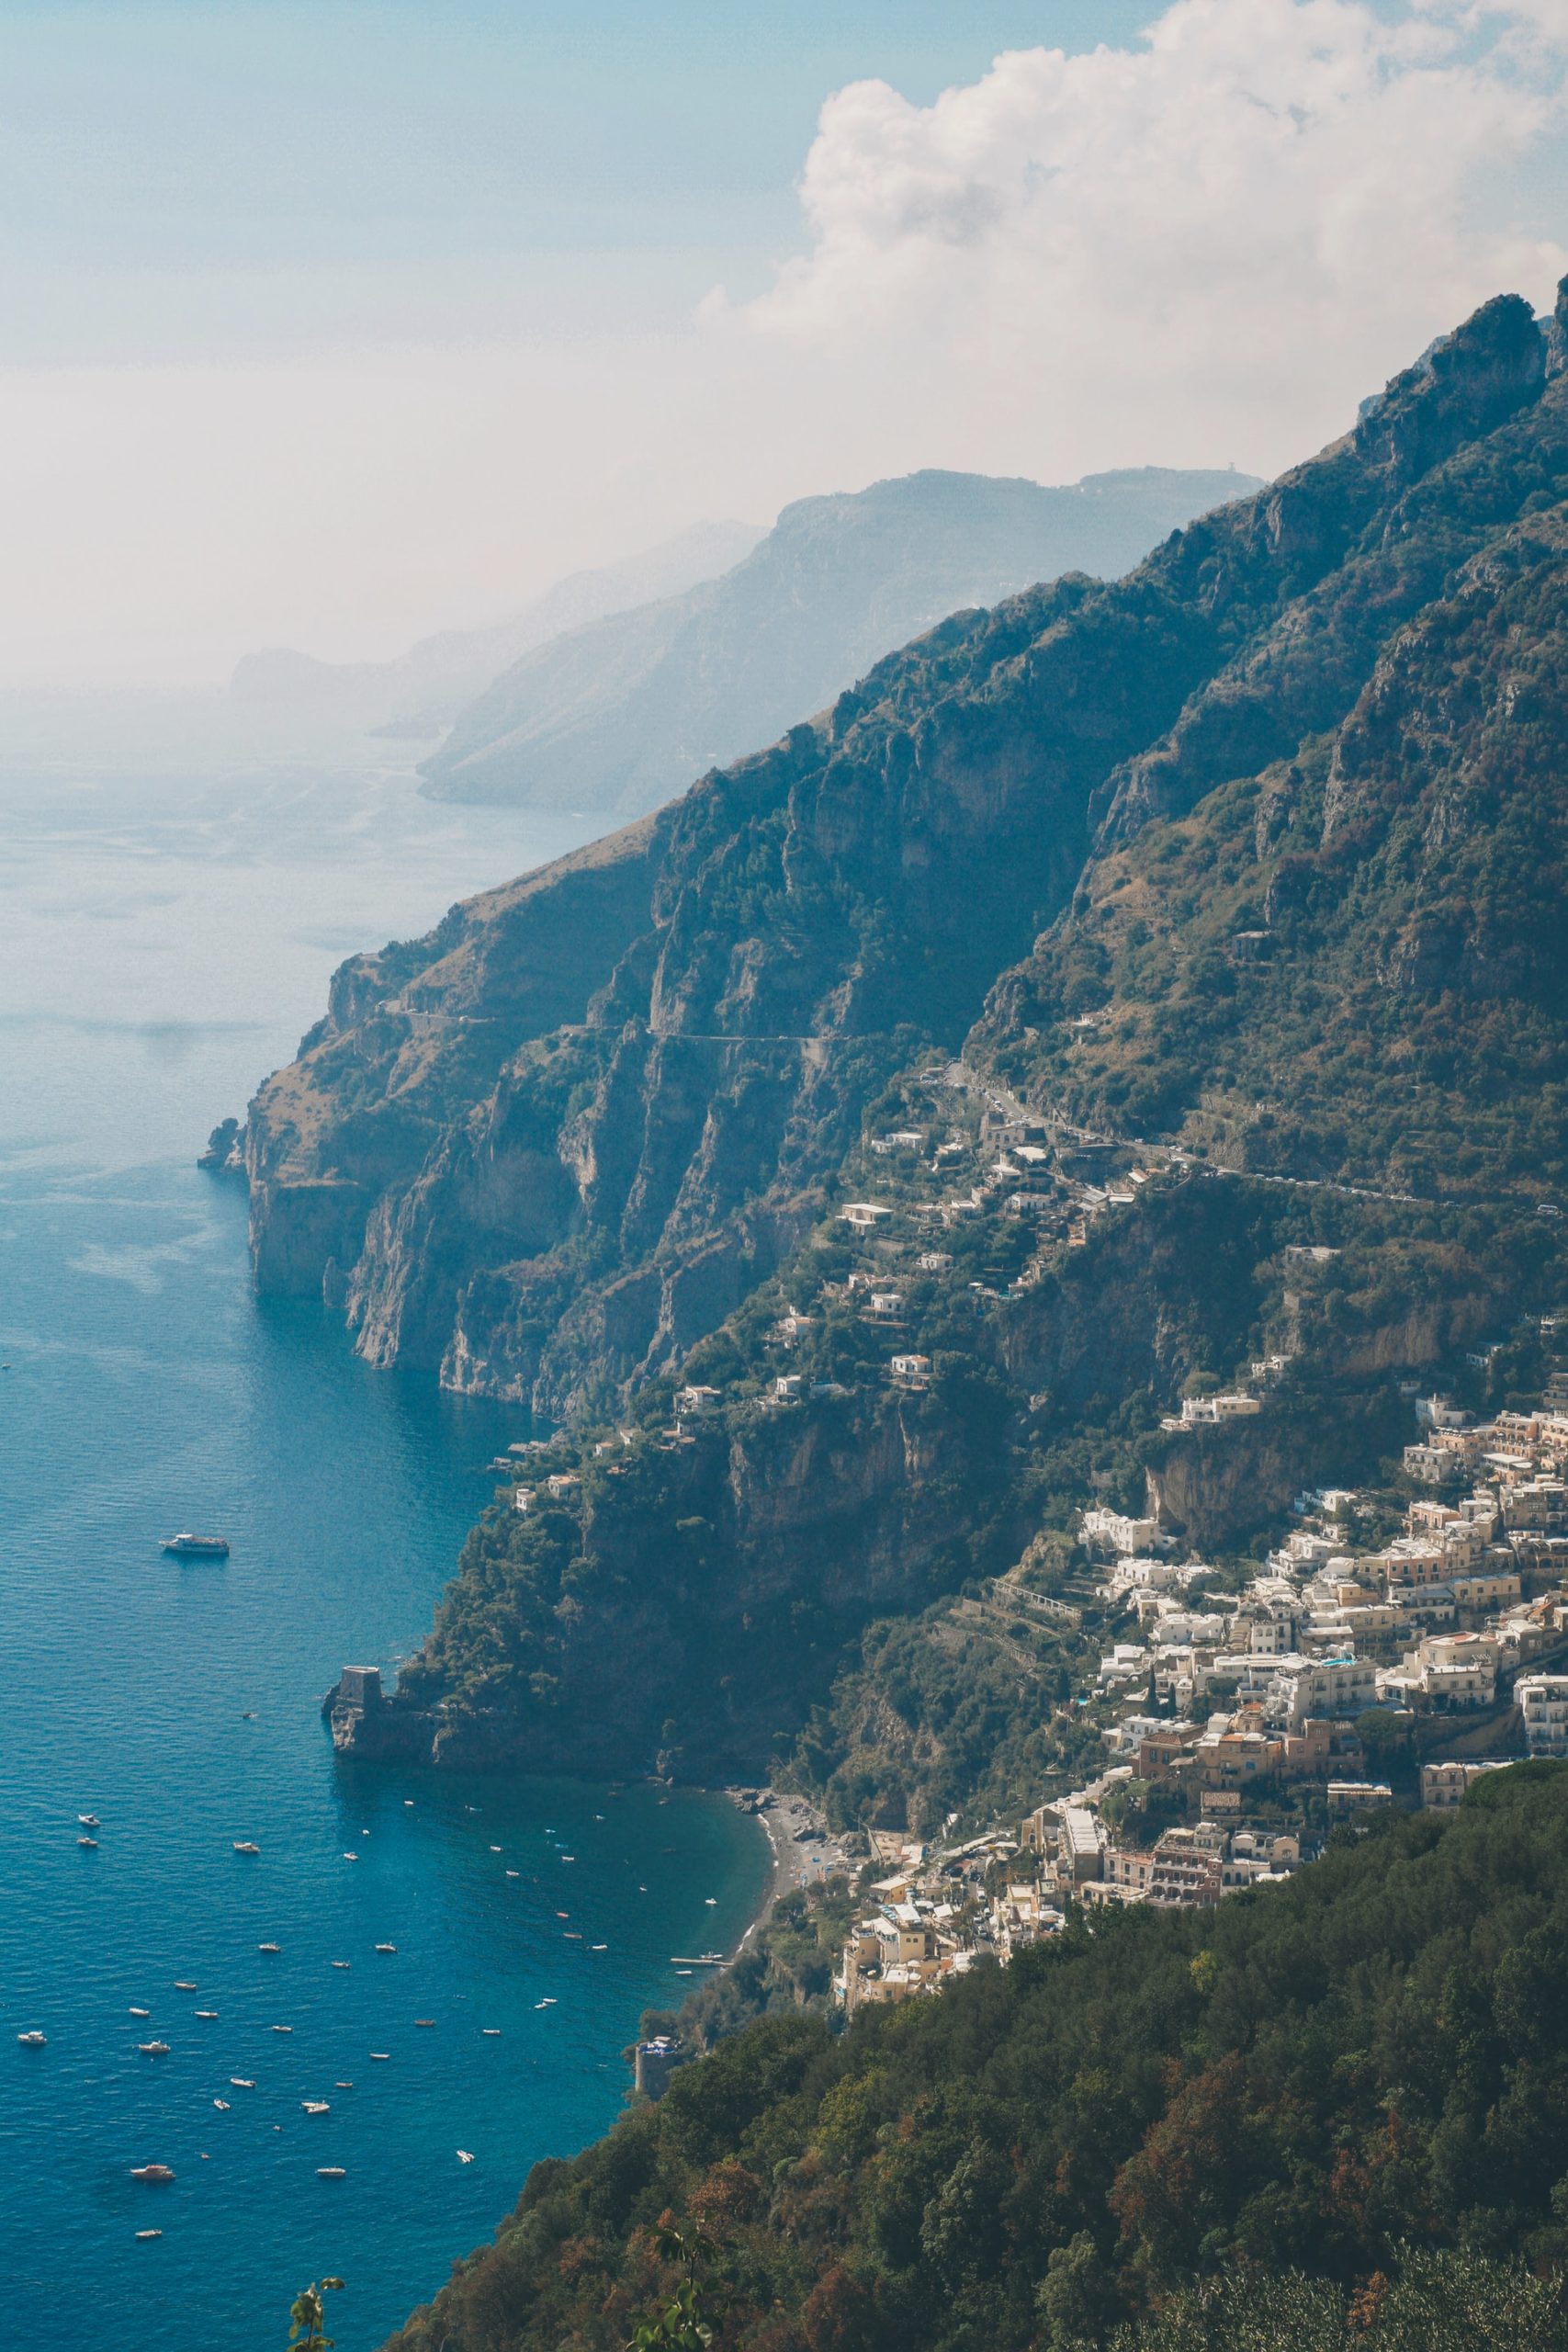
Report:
728,1784,856,1954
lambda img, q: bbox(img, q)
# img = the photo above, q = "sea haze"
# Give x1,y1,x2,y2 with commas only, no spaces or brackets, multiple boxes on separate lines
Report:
0,754,770,2351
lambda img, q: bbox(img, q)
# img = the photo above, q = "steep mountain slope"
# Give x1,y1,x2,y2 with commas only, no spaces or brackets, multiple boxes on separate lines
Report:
388,1767,1568,2352
416,466,1258,816
243,288,1565,1432
226,518,763,734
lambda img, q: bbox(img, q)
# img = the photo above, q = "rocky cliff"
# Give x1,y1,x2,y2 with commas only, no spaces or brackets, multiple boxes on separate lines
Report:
243,288,1567,1437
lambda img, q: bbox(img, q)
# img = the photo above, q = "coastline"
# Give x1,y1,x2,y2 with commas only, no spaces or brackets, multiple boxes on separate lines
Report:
730,1785,856,1953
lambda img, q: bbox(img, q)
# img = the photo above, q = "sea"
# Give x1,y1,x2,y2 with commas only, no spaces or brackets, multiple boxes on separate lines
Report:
0,735,770,2352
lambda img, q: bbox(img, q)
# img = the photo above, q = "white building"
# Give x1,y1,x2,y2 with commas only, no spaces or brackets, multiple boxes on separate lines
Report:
1517,1674,1568,1756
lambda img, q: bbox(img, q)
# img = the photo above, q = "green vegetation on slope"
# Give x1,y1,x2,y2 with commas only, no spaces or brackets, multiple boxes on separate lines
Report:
388,1767,1568,2351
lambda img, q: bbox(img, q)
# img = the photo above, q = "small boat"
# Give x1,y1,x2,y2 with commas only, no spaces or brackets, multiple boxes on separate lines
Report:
705,1897,717,1906
258,1942,280,1953
135,2229,163,2241
17,2030,46,2047
78,1837,98,1849
591,1943,608,1951
505,1869,520,1878
374,1942,396,1953
213,2098,230,2109
481,2028,501,2037
316,2166,346,2180
457,2149,475,2164
489,1845,502,1853
161,1532,230,1557
563,1930,581,1939
343,1851,358,1860
369,2052,390,2062
301,2100,330,2115
334,2080,354,2088
130,2007,151,2018
130,2164,175,2183
229,2078,254,2089
233,1842,260,1856
270,2024,292,2034
414,2018,434,2028
241,1712,256,1721
331,1961,350,1970
195,2010,218,2020
78,1814,99,1827
174,1981,197,1991
138,2041,170,2056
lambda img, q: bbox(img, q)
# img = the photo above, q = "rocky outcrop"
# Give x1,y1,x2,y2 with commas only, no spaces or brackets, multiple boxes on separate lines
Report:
245,288,1568,1425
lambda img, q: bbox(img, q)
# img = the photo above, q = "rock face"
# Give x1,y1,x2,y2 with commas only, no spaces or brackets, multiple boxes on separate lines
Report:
245,288,1568,1429
417,466,1261,818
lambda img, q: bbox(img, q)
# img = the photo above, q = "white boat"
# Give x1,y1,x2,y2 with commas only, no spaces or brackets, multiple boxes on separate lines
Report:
195,2010,218,2019
230,2078,254,2088
135,2229,163,2241
129,2007,151,2018
174,1981,197,1991
301,2100,330,2114
343,1851,359,1861
481,2028,501,2037
270,2024,292,2034
257,1942,280,1953
78,1837,98,1849
331,1961,351,1970
457,2149,475,2164
233,1841,259,1855
130,2164,175,2183
370,2051,390,2061
316,2166,346,2180
17,2030,46,2047
374,1942,396,1953
138,2041,170,2056
213,2098,230,2109
78,1815,99,1827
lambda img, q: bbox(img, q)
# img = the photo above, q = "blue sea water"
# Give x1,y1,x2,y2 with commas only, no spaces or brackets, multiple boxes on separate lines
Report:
0,758,769,2352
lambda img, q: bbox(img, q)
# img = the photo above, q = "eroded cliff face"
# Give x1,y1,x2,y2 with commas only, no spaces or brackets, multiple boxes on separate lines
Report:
354,1375,1017,1780
243,291,1563,1418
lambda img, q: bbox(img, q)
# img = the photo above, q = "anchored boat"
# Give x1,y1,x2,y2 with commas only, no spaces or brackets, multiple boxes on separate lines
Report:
161,1532,230,1557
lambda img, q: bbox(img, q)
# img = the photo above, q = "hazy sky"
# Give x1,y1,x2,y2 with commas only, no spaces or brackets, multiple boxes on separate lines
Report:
4,0,1567,687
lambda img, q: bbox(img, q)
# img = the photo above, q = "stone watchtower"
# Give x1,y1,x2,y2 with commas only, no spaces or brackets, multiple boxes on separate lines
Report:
322,1664,385,1752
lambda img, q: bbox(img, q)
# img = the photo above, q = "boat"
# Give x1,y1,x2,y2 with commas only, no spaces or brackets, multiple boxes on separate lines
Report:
213,2098,230,2109
174,1981,197,1991
129,2007,150,2018
301,2100,330,2114
343,1851,358,1860
130,2164,175,2183
138,2041,170,2056
331,1961,350,1970
334,2081,354,2088
481,2028,501,2037
591,1943,608,1951
229,2078,254,2089
17,2030,46,2047
195,2010,218,2019
135,2230,163,2241
369,2052,390,2062
78,1814,99,1827
161,1532,230,1557
270,2024,292,2034
414,2018,434,2028
374,1942,396,1953
457,2149,475,2164
232,1841,260,1855
257,1942,280,1952
316,2166,346,2179
78,1836,98,1849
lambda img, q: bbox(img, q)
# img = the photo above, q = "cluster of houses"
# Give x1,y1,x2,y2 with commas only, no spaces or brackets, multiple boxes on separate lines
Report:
828,1370,1568,2016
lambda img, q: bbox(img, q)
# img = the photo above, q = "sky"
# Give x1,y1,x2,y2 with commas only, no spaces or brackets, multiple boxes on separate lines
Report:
4,0,1568,689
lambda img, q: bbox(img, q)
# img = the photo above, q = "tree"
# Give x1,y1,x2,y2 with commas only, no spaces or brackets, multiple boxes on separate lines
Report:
626,2224,724,2352
288,2278,344,2351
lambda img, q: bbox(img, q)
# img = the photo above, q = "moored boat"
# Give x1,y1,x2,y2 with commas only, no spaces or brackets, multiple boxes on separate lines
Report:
161,1532,230,1557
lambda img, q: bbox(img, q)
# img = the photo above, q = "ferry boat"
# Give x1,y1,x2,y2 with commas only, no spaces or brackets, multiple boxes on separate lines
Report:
162,1532,230,1557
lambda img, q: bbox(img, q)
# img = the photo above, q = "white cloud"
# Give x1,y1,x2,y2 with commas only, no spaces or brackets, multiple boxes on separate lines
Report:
727,0,1568,481
1,0,1565,690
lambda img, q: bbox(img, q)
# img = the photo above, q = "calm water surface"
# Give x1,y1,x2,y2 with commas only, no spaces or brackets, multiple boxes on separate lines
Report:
0,757,768,2350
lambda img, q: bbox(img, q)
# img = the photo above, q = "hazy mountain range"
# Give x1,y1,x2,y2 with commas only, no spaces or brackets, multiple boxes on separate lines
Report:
417,465,1259,818
226,517,766,733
